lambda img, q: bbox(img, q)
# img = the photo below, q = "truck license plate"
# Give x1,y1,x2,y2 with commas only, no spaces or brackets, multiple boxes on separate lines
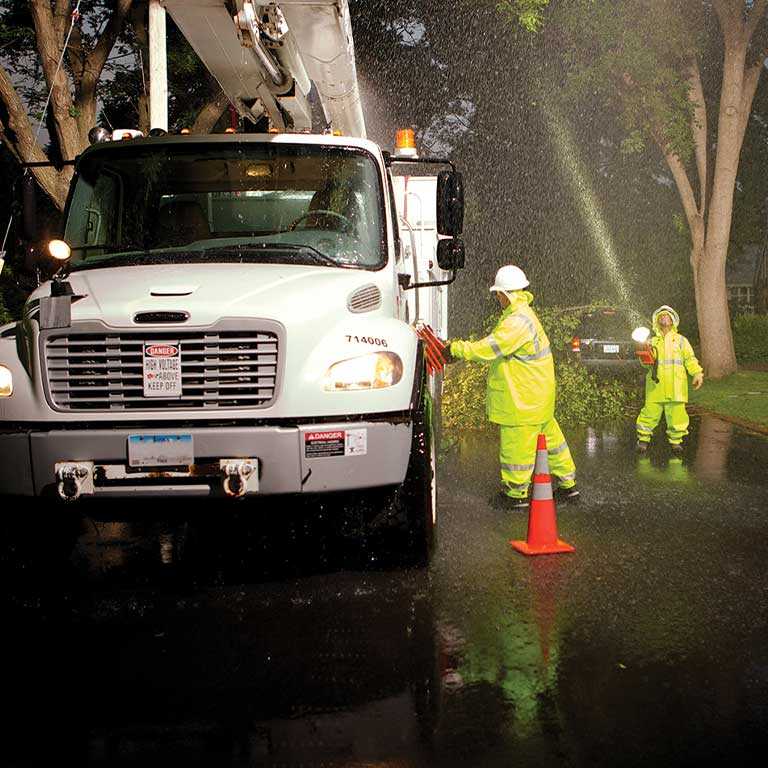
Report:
603,344,620,354
129,434,194,467
143,342,182,397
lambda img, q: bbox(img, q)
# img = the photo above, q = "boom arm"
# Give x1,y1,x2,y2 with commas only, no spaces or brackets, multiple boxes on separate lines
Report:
162,0,366,137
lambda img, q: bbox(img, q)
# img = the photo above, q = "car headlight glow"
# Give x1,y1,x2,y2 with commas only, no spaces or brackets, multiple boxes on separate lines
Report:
323,352,403,391
0,364,12,397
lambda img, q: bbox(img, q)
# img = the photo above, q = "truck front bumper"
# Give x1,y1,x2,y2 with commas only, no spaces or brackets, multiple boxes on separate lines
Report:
0,420,412,499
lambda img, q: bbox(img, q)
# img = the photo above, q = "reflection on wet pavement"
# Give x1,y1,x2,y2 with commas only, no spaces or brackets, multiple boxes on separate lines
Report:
1,414,767,766
433,414,768,767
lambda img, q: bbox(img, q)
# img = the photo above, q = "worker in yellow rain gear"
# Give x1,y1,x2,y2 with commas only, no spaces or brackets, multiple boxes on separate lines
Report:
636,305,703,454
445,266,578,510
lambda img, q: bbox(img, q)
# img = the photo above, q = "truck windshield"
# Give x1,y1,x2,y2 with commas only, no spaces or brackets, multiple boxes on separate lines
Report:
64,142,386,271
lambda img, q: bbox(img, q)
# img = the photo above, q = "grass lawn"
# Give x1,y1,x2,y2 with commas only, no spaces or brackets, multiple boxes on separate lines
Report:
689,370,768,430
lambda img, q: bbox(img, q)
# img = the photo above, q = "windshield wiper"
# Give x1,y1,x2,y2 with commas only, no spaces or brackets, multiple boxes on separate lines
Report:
68,244,134,255
201,242,341,267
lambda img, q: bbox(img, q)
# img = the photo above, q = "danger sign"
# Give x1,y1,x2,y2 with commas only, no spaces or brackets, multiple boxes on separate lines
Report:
305,430,345,457
304,429,367,458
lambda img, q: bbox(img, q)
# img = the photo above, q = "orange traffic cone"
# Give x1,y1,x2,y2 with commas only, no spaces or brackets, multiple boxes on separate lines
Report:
511,434,575,556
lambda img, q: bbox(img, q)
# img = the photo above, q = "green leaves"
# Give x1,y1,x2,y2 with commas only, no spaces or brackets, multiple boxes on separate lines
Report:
496,0,550,32
620,130,645,156
732,314,768,365
542,0,702,162
442,303,642,430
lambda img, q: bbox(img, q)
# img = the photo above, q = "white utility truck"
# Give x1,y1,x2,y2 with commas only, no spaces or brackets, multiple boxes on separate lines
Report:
0,0,465,562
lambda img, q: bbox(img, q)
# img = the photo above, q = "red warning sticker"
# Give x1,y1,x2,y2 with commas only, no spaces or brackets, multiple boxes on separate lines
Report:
305,430,345,458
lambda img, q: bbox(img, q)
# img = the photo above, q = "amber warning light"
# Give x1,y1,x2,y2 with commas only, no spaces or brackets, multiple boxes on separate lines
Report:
395,128,418,158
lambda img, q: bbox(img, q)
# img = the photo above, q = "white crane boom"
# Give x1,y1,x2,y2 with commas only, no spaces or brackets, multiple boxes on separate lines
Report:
161,0,366,137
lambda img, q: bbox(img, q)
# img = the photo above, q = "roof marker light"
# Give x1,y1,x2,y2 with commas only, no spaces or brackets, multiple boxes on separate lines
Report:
395,128,418,158
112,129,143,141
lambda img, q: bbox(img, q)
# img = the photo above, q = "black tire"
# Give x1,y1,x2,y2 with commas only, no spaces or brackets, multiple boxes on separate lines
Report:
392,384,436,566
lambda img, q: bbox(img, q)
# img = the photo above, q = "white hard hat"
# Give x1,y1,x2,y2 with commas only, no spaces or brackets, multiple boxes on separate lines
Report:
490,265,529,292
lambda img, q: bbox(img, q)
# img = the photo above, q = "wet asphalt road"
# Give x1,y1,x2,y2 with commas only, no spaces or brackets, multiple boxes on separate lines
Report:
2,412,768,767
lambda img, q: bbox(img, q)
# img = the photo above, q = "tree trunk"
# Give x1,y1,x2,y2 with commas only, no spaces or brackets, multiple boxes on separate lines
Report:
191,92,230,134
694,240,735,377
696,32,751,378
0,66,70,210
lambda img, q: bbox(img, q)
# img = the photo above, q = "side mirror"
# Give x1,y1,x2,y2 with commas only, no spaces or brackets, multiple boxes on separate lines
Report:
436,238,465,271
436,170,464,237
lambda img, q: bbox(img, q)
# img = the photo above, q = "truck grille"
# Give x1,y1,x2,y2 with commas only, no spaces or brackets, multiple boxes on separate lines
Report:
43,326,279,411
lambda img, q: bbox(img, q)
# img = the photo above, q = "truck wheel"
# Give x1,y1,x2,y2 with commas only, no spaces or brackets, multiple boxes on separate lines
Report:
394,395,436,566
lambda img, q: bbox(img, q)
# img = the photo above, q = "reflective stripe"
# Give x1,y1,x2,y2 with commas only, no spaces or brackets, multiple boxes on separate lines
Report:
555,471,576,482
637,425,653,433
532,483,553,500
548,441,569,455
497,311,551,363
504,481,530,491
512,346,552,362
502,462,535,472
659,359,684,366
508,312,541,353
488,336,504,359
509,312,539,349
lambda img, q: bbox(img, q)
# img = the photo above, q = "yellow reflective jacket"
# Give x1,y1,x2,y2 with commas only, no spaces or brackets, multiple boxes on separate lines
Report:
643,305,703,403
449,291,555,426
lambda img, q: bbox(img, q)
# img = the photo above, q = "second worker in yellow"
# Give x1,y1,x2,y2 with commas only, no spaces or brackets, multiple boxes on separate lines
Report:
447,265,578,510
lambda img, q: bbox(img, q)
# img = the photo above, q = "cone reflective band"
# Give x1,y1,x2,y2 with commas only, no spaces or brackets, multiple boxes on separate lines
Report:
511,434,575,556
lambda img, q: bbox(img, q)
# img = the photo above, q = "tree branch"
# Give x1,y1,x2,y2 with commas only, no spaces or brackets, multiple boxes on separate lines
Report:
191,91,230,134
87,0,134,83
687,60,708,216
66,14,86,88
737,56,764,152
713,0,740,45
53,0,72,49
658,137,701,231
745,0,768,37
28,0,81,158
0,64,69,208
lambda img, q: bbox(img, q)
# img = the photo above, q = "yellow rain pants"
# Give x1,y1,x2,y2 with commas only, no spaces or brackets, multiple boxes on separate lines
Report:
500,419,576,499
636,401,690,446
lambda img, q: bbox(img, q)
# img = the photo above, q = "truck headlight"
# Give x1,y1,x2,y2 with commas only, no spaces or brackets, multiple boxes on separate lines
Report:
323,352,403,391
0,365,12,397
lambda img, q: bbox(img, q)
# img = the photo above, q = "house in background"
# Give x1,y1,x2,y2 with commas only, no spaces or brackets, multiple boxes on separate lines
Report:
756,239,768,313
727,244,762,314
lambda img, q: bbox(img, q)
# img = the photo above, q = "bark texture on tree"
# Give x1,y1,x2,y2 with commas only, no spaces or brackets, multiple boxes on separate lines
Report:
1,1,136,211
191,92,230,134
661,1,767,378
0,66,71,209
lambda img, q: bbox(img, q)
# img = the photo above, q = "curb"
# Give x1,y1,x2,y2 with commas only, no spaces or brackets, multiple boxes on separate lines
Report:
688,405,768,437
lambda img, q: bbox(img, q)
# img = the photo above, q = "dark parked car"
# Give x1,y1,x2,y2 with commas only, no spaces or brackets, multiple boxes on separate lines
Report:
567,307,642,370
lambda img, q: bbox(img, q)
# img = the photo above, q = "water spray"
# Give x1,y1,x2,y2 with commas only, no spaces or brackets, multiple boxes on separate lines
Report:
540,91,643,324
